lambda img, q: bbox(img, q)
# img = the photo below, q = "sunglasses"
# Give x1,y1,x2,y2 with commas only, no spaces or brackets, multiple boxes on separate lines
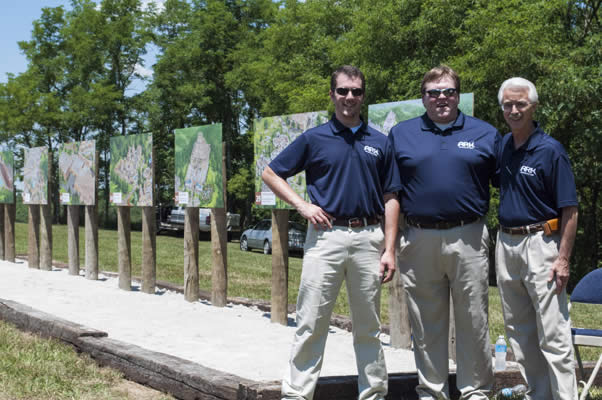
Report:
335,87,364,97
425,88,457,98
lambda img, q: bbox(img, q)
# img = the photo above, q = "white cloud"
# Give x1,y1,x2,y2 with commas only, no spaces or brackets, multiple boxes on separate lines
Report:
141,0,166,13
135,63,153,78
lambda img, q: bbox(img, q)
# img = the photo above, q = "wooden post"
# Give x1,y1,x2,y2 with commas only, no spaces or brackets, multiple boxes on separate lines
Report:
211,208,227,307
141,206,156,294
0,205,4,260
184,207,199,302
388,272,412,349
449,293,456,362
28,205,40,269
117,206,131,291
67,205,79,275
271,209,289,325
39,152,53,271
85,149,99,280
5,203,15,262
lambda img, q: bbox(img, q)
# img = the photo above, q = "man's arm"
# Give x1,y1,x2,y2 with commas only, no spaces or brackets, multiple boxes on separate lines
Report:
549,205,578,294
261,166,333,229
380,193,400,283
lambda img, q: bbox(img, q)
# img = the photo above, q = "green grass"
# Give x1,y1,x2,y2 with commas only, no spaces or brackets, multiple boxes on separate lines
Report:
0,319,173,400
11,222,602,362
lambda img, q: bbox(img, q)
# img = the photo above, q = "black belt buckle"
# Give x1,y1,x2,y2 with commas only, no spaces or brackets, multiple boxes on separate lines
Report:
348,217,363,228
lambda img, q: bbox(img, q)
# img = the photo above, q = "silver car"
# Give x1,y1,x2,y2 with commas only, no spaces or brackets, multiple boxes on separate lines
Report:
239,219,306,254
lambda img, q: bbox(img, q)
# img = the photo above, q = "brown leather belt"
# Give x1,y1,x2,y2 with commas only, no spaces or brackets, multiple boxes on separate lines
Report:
406,216,480,230
332,216,381,228
501,224,544,235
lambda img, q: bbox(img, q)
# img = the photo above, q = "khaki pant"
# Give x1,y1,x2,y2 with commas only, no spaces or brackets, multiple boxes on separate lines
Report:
496,230,578,400
398,220,493,400
282,223,388,400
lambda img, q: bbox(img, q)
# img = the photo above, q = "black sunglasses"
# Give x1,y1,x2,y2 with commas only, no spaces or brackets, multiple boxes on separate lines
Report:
335,87,364,97
425,88,457,98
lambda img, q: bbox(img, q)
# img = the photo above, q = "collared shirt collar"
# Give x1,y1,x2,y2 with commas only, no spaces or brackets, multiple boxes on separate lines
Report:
420,111,465,133
329,114,369,135
510,121,544,152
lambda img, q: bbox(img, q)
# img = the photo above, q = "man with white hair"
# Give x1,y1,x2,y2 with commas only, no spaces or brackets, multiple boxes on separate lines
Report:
496,77,579,400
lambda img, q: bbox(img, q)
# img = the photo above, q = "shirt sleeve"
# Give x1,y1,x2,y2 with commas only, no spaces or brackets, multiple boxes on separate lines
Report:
491,130,502,188
268,133,310,180
381,135,403,195
551,147,578,208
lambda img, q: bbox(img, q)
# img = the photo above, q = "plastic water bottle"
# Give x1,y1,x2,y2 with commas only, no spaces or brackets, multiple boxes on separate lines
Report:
496,384,528,398
495,335,507,371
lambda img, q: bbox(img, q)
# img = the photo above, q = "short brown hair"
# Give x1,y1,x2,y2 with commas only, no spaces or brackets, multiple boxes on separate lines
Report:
330,65,365,92
420,65,460,94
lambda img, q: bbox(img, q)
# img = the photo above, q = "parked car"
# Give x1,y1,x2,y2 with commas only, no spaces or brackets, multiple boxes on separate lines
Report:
240,219,306,254
157,205,241,240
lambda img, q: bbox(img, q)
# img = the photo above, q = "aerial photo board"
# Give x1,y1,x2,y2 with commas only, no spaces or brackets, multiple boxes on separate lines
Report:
22,146,49,205
368,93,474,134
110,134,153,207
254,111,329,209
174,124,223,208
58,140,96,205
0,150,14,203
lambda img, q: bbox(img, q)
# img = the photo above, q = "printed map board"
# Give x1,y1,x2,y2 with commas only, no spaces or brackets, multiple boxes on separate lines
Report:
58,140,96,205
22,146,49,205
110,134,153,207
254,111,329,209
174,124,223,208
368,93,474,134
0,150,14,204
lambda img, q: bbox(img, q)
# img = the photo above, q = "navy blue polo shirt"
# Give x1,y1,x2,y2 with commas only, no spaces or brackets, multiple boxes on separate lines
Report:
388,112,501,223
269,116,402,217
498,122,577,227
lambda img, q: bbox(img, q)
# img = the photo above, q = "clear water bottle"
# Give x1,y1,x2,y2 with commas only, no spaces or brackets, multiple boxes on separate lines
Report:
496,384,528,398
495,335,507,371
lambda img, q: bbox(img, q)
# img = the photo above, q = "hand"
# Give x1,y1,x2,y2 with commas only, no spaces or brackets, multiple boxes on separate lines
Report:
297,201,333,230
549,256,570,294
379,249,396,283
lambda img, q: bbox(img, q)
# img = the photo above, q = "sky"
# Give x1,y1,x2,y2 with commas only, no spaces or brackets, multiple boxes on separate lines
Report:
0,1,164,91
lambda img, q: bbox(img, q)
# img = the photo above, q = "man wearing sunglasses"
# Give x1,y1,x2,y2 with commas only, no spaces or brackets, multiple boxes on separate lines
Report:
262,65,401,400
388,65,500,399
496,77,578,400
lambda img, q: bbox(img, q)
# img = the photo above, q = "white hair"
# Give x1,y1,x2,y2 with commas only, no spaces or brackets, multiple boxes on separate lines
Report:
498,77,538,104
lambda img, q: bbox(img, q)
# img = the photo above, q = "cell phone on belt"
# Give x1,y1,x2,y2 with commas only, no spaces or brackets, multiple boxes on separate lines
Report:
543,218,559,236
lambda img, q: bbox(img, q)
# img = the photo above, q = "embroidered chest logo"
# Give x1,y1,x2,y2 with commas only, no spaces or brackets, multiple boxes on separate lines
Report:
520,165,537,176
457,141,475,150
363,145,380,157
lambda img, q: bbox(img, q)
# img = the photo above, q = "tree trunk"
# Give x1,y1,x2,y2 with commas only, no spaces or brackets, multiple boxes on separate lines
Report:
184,207,199,302
271,209,289,325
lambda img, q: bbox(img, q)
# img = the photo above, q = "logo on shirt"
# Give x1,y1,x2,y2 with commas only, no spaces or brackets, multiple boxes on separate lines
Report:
457,141,475,150
363,145,380,157
520,165,537,176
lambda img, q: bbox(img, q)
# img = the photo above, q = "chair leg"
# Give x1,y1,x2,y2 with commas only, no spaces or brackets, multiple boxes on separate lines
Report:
579,353,602,400
575,345,586,382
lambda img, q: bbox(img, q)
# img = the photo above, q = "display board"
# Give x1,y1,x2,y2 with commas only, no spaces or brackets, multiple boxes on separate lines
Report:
110,134,153,206
174,124,223,208
58,140,96,205
254,111,329,209
368,93,474,134
22,146,49,205
0,150,14,203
